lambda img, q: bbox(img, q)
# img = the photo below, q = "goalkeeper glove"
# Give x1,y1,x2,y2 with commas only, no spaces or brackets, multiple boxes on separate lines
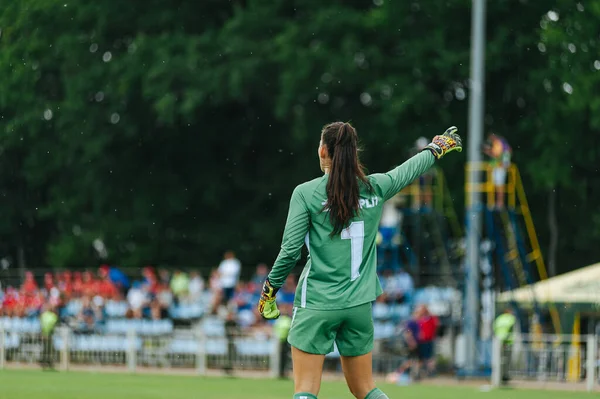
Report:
258,279,280,319
423,126,463,160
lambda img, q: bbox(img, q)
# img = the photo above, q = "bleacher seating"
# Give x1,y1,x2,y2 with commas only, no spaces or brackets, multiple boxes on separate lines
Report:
168,303,204,320
53,334,143,352
0,317,41,333
105,300,128,318
104,319,173,336
3,332,20,349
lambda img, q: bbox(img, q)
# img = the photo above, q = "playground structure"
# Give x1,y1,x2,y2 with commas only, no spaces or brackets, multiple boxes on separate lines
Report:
465,162,561,336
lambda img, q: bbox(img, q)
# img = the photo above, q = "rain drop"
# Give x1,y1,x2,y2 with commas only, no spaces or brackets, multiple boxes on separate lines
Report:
89,43,98,53
381,85,392,99
576,3,584,12
103,51,112,62
454,87,466,101
318,93,330,104
594,60,600,70
373,0,383,6
537,43,546,53
110,113,120,124
547,11,559,22
568,43,576,53
321,73,333,83
95,92,105,102
562,82,573,94
43,109,53,120
360,92,372,106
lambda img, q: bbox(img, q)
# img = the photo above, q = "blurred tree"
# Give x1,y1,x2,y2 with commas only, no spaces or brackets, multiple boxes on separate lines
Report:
0,0,597,277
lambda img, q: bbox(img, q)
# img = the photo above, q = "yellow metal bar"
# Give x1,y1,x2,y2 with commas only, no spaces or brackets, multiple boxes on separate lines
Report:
514,168,548,281
508,165,516,209
486,166,494,209
514,166,562,334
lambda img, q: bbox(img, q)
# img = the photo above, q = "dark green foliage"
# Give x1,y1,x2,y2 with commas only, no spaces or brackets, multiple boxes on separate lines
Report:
0,0,598,275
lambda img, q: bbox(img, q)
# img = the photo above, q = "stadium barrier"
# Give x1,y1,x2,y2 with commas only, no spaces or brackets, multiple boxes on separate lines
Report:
0,316,416,377
491,333,599,391
0,320,280,377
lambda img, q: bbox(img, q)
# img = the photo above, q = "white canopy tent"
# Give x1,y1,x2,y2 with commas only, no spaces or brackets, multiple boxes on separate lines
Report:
497,262,600,304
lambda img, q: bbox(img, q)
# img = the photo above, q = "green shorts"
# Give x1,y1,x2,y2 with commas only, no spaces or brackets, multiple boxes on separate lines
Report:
287,302,373,357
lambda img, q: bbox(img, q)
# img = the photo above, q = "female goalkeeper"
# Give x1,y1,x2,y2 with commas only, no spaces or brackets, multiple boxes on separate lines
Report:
258,122,462,399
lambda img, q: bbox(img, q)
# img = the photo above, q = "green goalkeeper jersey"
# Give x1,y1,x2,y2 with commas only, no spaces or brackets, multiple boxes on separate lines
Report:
268,151,435,310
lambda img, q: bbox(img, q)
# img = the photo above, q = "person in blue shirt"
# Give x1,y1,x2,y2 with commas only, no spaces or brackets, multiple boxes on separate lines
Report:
99,265,130,292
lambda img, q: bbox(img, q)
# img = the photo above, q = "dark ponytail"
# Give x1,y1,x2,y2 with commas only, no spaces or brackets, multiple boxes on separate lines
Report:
321,122,372,237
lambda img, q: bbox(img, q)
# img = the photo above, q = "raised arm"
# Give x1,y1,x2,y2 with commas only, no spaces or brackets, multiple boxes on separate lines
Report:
372,126,462,201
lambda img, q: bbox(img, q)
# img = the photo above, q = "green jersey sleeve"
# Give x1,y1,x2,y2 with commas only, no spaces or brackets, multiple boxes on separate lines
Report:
268,185,311,288
370,151,435,201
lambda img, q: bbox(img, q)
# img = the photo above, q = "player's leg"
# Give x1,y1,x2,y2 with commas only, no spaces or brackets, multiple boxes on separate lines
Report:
336,303,390,399
287,307,338,398
291,347,325,397
340,352,377,398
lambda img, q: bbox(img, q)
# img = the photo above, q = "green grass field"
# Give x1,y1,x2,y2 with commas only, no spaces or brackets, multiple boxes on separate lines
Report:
0,370,592,399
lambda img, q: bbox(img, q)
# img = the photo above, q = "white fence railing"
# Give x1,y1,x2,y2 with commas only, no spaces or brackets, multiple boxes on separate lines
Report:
0,324,281,376
0,321,414,377
491,334,599,391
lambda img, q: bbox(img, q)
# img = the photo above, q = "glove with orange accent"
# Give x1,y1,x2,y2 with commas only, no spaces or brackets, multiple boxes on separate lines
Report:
258,279,280,319
423,126,463,159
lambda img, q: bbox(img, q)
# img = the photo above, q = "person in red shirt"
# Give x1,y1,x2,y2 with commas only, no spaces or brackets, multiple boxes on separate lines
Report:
21,271,38,295
82,270,98,297
416,304,439,376
98,275,117,300
2,287,19,316
72,272,84,297
44,272,55,292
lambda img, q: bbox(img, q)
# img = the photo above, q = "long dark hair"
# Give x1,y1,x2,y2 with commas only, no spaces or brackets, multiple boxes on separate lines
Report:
321,122,372,237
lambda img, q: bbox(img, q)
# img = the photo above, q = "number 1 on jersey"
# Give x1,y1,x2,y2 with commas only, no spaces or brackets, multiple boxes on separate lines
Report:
341,221,364,281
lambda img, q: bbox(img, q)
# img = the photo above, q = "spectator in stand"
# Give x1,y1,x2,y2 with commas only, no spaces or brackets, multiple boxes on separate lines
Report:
57,271,73,300
208,268,222,314
188,271,205,304
170,269,190,303
81,270,97,297
250,263,269,292
232,282,253,312
127,281,149,319
483,133,512,210
394,310,421,380
72,271,84,298
154,283,172,319
27,291,45,317
98,264,130,294
278,275,297,306
416,304,439,376
141,266,159,295
43,272,54,292
98,271,118,300
218,251,241,304
158,268,171,287
21,271,38,295
77,295,101,333
377,199,403,272
380,269,414,304
2,287,18,316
